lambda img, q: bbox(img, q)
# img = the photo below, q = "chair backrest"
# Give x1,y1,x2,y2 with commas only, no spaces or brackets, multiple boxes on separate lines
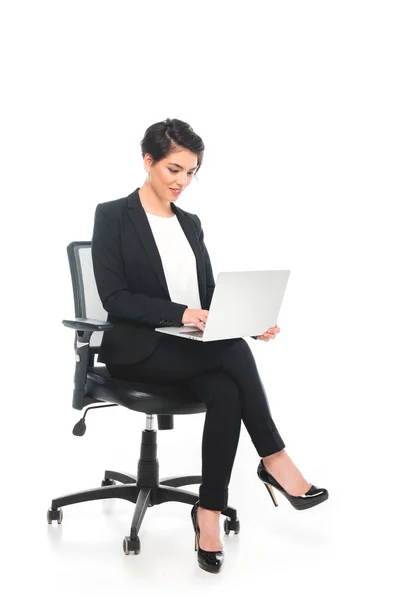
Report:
67,241,107,350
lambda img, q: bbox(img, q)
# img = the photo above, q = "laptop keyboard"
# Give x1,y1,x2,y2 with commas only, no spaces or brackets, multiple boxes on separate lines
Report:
179,330,204,337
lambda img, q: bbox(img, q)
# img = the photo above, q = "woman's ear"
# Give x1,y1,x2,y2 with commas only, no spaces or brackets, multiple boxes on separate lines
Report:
143,153,154,173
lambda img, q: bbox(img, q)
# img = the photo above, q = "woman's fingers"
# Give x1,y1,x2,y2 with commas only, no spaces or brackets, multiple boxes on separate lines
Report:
195,311,208,331
255,325,280,341
256,334,269,341
268,326,280,334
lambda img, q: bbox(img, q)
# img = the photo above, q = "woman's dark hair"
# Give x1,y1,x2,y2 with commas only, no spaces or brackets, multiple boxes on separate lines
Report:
140,118,205,174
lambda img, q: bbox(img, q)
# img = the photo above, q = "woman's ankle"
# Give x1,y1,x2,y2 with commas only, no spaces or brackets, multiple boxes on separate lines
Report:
198,506,221,517
197,506,223,551
263,448,286,468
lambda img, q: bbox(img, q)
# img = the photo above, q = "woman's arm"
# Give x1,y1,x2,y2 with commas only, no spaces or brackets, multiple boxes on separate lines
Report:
91,203,188,326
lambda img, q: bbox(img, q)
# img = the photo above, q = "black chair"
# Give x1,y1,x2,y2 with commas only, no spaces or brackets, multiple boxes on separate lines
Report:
47,241,240,555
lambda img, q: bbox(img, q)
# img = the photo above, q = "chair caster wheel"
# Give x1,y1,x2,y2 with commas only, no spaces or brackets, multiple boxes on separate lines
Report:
224,517,240,535
47,507,63,524
123,536,141,555
101,478,116,487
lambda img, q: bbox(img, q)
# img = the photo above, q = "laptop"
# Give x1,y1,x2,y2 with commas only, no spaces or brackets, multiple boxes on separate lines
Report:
155,270,290,342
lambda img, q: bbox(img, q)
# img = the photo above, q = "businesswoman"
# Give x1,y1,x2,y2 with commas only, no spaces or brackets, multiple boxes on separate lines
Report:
91,118,328,574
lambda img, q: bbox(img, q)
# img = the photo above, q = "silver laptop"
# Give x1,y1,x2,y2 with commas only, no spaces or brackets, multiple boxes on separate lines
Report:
155,270,290,342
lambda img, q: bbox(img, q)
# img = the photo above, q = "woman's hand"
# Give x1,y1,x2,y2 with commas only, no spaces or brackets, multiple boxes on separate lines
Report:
181,308,209,331
256,325,280,342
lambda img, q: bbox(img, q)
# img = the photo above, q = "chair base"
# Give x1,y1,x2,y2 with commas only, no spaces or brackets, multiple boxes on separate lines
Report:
48,426,239,554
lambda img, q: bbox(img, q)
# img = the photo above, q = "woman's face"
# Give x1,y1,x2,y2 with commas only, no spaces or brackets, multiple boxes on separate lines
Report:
145,148,199,201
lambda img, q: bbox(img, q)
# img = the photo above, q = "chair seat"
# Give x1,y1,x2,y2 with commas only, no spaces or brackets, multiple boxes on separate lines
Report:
85,366,206,415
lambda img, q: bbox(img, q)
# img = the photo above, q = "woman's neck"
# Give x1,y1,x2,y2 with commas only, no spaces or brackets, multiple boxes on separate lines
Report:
138,182,175,217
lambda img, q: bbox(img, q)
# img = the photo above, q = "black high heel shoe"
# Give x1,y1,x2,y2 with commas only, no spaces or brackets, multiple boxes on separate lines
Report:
190,501,224,574
257,459,329,510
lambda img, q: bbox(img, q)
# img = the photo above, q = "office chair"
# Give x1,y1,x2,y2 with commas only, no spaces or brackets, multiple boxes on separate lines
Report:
47,242,240,555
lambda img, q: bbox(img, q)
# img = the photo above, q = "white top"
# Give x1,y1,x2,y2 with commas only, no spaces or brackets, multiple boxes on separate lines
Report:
145,212,202,309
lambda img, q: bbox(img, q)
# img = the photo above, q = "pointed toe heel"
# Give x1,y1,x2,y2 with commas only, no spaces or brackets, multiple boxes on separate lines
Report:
257,459,329,510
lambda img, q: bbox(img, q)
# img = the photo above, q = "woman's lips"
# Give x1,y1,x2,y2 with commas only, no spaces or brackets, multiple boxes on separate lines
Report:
169,188,181,195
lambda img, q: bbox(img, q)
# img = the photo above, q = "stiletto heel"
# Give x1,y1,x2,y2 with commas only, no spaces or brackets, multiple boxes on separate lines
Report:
190,501,224,574
257,459,329,510
265,482,279,507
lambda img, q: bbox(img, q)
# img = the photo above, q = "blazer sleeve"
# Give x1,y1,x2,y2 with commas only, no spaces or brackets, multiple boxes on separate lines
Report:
194,214,215,309
91,203,188,326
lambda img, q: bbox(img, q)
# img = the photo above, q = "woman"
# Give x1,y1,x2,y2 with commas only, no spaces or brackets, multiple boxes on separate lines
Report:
91,118,328,574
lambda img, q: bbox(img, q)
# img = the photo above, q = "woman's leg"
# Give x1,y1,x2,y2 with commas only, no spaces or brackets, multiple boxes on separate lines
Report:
217,339,311,495
108,352,243,551
107,335,308,548
179,371,242,511
180,371,243,552
108,342,244,510
218,338,285,456
108,335,287,498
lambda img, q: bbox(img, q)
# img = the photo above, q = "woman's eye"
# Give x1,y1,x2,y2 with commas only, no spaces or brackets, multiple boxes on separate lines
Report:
168,168,194,176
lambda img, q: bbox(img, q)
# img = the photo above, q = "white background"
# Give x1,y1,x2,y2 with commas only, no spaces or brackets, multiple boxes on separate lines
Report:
1,1,399,598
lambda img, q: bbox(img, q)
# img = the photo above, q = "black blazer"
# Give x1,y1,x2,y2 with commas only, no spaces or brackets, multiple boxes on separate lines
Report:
91,187,216,365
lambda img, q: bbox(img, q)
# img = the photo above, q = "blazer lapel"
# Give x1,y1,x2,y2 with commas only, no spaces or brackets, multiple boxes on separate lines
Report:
127,188,207,308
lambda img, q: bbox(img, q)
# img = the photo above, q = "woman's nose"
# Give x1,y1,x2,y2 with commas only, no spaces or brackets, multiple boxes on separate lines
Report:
177,174,188,187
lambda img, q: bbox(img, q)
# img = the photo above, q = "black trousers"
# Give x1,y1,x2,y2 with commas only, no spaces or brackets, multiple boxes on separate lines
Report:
107,335,285,511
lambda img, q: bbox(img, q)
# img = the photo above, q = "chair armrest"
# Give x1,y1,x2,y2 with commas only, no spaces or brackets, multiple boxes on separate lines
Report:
62,318,113,410
62,318,113,332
